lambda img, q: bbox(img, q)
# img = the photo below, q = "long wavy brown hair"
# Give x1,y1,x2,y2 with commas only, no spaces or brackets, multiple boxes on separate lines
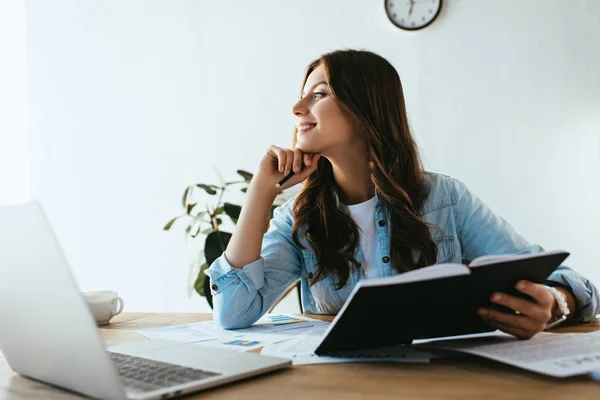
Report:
291,49,439,289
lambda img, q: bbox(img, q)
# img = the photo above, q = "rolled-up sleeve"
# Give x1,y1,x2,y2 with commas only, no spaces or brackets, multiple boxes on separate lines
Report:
454,178,600,322
204,198,302,329
546,266,600,322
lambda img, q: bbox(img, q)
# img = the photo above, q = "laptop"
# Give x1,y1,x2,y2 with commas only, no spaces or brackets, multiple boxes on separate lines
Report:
0,201,291,400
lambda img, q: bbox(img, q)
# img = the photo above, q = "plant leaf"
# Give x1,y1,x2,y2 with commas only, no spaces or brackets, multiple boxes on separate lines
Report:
192,210,206,220
163,216,179,231
189,217,204,237
196,184,217,195
187,203,197,215
236,170,254,182
223,202,242,224
204,231,232,265
182,186,193,208
164,215,188,231
194,263,209,297
214,167,225,186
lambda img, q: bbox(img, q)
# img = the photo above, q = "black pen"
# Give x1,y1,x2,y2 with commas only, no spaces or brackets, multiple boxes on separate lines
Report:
275,171,295,189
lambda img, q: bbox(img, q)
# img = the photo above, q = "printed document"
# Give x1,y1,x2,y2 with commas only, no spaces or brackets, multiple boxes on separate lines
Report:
417,331,600,377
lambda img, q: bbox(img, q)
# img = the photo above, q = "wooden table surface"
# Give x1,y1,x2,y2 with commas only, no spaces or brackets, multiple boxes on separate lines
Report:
1,313,599,399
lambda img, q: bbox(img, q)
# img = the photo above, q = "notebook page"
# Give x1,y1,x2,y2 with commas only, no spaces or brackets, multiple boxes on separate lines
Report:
469,249,567,268
359,263,469,288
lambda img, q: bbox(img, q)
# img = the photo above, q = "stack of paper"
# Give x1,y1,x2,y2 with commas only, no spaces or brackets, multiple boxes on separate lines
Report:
136,314,330,354
136,316,600,374
136,314,435,364
260,326,435,365
415,330,600,377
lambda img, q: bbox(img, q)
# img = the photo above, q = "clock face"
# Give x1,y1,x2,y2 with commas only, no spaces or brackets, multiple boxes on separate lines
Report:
385,0,442,31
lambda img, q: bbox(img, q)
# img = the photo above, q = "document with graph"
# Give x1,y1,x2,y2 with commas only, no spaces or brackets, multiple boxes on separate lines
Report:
415,330,600,377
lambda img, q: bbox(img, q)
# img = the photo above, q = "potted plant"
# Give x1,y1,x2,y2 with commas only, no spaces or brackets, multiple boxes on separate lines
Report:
164,169,291,308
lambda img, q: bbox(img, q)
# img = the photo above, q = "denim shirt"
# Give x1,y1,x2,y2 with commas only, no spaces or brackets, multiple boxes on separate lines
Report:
205,172,600,329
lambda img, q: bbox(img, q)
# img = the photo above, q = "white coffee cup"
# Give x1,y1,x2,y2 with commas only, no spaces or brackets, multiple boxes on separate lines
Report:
82,291,124,325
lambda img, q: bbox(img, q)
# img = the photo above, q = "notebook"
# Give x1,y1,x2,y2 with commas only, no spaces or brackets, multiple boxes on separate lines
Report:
314,250,569,355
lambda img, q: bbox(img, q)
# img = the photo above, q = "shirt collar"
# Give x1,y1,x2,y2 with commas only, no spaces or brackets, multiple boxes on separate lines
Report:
332,188,383,210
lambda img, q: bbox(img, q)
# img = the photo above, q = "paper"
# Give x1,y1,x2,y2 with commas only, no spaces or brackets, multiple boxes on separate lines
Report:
192,333,297,353
359,263,468,288
216,314,322,334
261,325,328,361
413,330,512,345
136,322,218,343
136,314,328,350
200,314,329,339
261,326,434,365
416,331,600,377
360,250,568,288
468,249,566,267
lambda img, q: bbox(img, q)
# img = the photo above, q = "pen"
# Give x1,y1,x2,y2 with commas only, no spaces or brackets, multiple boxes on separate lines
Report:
275,171,295,189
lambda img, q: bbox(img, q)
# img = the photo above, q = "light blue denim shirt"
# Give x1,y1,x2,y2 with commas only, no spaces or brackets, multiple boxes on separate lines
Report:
205,172,600,329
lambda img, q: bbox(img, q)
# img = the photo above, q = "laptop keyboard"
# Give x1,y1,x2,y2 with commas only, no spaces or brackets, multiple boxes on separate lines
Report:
108,351,222,393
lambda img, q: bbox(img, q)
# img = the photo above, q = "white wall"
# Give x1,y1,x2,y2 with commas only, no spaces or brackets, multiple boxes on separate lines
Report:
25,0,600,312
0,0,29,205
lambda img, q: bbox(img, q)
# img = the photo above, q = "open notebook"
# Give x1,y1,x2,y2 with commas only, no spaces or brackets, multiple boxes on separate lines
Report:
314,250,570,355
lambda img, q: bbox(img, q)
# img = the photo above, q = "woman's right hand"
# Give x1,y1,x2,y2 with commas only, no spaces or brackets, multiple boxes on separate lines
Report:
224,146,319,271
254,145,321,193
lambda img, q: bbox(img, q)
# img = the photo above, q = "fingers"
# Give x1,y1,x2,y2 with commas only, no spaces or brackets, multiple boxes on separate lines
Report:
267,145,320,182
489,292,552,322
297,153,320,179
303,153,311,167
311,153,321,165
478,307,544,332
515,281,555,309
293,148,303,174
268,146,286,174
270,147,294,176
281,149,293,176
478,283,553,338
487,320,537,340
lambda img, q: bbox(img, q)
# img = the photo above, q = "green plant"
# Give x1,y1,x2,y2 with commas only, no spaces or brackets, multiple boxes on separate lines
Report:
163,168,283,308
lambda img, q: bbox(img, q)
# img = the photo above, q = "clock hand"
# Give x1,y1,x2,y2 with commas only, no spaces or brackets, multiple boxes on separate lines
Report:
408,0,414,16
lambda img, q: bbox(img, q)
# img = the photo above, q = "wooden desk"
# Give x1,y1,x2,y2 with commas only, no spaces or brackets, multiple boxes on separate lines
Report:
1,313,599,399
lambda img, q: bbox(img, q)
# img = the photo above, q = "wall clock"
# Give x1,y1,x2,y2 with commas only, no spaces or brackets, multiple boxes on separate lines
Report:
385,0,442,30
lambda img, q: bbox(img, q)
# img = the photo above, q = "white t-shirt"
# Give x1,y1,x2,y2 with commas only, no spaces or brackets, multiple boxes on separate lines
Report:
346,196,381,279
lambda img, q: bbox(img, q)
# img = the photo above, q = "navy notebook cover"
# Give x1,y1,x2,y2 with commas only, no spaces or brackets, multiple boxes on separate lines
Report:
314,250,569,355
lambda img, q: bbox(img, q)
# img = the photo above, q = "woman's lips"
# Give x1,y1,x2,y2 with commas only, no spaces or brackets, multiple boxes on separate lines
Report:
297,123,316,133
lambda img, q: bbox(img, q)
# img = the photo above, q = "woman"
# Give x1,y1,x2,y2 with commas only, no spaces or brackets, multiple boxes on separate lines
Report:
205,49,599,338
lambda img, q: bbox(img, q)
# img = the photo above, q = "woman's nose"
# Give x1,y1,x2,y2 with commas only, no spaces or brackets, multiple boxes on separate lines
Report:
292,98,308,116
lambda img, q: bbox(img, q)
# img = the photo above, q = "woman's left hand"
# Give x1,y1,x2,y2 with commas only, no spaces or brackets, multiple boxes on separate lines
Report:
477,280,556,339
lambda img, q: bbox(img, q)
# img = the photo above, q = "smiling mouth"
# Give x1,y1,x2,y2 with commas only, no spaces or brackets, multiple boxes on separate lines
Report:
298,124,316,133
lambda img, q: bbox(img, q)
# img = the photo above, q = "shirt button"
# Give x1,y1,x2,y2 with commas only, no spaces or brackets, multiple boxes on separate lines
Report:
382,256,390,263
211,283,218,291
378,220,386,227
308,272,314,279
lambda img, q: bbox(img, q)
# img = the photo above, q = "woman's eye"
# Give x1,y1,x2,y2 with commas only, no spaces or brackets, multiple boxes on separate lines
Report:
314,92,327,99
